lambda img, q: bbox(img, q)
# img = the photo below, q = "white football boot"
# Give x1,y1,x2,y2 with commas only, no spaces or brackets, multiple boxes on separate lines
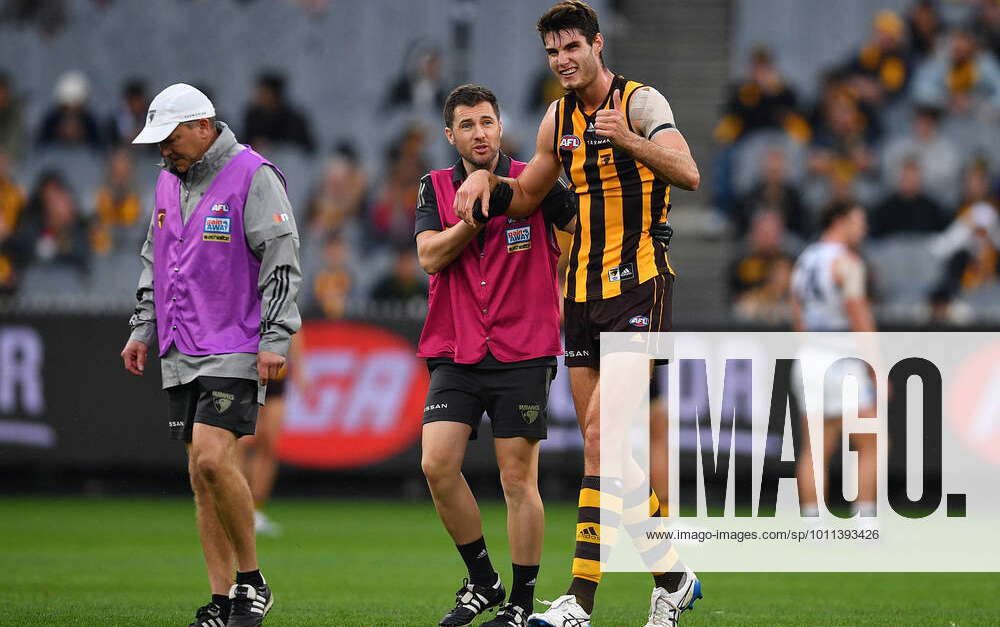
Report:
642,568,703,627
527,594,591,627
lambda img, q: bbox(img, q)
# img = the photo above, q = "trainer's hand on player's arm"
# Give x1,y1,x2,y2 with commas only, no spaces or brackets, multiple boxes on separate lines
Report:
594,90,636,150
257,350,286,385
454,169,493,227
121,339,148,375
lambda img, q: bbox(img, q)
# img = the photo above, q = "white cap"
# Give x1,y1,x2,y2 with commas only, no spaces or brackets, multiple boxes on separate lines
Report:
132,83,216,144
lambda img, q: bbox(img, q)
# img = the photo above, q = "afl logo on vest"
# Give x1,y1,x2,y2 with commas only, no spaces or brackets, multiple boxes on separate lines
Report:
559,134,581,150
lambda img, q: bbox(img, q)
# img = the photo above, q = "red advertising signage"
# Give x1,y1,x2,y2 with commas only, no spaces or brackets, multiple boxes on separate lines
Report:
277,321,428,469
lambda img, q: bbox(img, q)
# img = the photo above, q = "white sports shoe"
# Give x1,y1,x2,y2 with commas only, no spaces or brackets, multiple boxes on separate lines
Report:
642,568,703,627
527,594,591,627
254,510,282,537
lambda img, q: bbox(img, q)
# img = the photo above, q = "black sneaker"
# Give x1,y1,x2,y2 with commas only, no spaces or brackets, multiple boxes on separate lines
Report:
187,601,228,627
482,603,528,626
227,583,273,626
438,576,506,626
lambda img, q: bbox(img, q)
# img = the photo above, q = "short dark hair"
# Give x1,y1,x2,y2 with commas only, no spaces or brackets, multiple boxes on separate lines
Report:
443,84,500,128
537,1,602,60
820,200,861,231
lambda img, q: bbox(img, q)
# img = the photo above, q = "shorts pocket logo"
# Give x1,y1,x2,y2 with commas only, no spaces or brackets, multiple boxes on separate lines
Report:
212,390,235,413
519,403,541,424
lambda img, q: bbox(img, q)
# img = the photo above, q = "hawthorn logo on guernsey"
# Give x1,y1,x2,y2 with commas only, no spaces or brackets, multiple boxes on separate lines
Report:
559,134,581,150
203,216,231,242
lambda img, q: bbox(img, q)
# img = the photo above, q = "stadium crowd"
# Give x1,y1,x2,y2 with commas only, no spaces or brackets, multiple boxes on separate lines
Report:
0,65,437,318
719,1,1000,324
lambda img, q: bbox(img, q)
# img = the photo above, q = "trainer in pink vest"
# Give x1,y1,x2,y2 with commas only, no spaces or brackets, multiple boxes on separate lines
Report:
417,159,563,363
153,148,284,357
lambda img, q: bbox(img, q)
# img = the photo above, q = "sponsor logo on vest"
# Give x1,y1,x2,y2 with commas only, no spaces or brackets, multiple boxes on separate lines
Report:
628,315,650,328
203,216,232,242
559,134,581,150
608,262,635,283
506,225,531,253
210,202,229,213
211,390,235,413
518,403,541,424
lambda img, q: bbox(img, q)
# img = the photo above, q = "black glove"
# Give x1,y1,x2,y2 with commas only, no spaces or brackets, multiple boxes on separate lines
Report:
650,221,673,249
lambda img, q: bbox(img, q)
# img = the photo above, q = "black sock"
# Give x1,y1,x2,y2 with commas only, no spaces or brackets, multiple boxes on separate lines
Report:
653,571,684,592
457,536,496,586
235,569,265,587
567,577,598,614
510,563,539,612
211,594,231,617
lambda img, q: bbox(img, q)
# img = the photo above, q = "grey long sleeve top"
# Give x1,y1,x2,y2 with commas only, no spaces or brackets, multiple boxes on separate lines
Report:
128,122,302,391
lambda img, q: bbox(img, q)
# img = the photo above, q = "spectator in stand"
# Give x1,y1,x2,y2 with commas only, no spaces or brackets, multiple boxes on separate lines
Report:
733,255,793,324
383,43,448,116
908,0,943,63
870,156,949,238
90,147,144,255
838,9,911,106
728,208,795,313
106,79,148,147
808,82,879,196
305,142,368,234
929,201,1000,320
12,170,90,274
0,73,25,163
37,71,101,149
311,232,353,319
956,157,996,217
733,146,810,240
370,245,425,304
881,103,962,208
368,124,427,247
713,46,810,216
975,0,1000,61
243,72,315,154
913,26,1000,116
0,152,24,294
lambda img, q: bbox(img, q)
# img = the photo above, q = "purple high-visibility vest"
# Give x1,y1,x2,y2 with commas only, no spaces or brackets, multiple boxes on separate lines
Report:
417,159,562,364
152,147,283,357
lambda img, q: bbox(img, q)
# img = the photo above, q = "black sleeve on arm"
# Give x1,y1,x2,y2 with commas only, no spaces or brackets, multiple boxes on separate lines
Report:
414,174,442,235
539,177,576,230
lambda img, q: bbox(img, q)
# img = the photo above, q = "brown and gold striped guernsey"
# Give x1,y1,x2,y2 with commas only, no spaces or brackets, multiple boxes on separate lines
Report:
555,75,674,302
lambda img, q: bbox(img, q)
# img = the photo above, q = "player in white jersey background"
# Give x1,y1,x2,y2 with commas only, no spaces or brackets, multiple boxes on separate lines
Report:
790,201,878,524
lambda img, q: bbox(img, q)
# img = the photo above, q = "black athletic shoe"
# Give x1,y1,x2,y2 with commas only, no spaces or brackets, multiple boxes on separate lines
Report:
482,603,528,626
227,583,273,626
438,576,506,626
187,602,228,627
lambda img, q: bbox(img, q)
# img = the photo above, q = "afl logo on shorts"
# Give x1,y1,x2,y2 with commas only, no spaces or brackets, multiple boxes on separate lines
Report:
628,315,650,328
560,134,582,150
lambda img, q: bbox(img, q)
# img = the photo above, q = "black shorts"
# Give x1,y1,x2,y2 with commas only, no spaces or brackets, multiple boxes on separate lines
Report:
422,364,554,440
166,376,260,442
564,273,673,369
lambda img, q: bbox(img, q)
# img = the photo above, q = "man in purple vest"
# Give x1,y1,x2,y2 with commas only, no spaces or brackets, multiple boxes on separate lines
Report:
415,84,577,627
120,83,300,627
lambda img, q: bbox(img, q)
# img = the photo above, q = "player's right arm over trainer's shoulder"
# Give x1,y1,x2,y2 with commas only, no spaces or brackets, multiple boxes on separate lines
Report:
453,101,563,226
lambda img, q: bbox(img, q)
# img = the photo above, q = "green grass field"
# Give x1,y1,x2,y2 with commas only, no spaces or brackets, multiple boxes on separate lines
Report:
2,498,997,626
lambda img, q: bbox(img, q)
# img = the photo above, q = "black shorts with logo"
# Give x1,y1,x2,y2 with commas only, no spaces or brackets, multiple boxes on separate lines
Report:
422,363,554,440
564,273,673,369
166,376,260,442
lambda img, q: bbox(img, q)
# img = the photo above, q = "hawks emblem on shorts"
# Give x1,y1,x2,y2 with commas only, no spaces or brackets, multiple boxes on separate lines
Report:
211,390,235,413
519,403,541,424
